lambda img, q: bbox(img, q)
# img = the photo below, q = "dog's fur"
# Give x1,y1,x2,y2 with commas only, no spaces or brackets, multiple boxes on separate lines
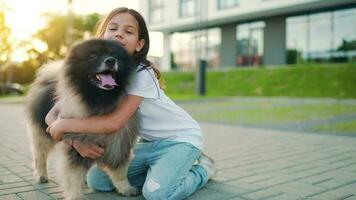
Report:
25,39,140,199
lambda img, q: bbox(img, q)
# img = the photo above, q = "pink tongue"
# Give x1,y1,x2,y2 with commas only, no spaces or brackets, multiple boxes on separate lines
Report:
99,74,118,87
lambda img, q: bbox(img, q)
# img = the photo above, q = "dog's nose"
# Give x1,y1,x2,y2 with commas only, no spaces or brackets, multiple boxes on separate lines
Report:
104,57,117,68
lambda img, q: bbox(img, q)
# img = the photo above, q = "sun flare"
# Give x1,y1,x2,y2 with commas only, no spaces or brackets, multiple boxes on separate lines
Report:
3,1,50,41
0,0,152,63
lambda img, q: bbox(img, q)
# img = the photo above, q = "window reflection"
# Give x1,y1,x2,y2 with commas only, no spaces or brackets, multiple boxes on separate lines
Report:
236,21,265,66
171,28,221,71
287,8,356,64
180,0,199,17
149,0,164,24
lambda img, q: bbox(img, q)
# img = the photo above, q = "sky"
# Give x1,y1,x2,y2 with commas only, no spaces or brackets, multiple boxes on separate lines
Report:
0,0,163,61
2,0,139,40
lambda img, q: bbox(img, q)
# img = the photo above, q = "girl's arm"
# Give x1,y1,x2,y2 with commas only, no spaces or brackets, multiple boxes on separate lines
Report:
71,139,105,159
45,103,60,125
47,95,142,141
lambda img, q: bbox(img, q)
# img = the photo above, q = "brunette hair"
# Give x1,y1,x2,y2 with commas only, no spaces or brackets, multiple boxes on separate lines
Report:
95,7,161,80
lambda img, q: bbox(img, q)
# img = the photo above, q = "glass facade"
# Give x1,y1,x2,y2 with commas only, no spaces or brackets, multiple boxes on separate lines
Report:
218,0,239,9
287,7,356,63
171,28,221,70
149,0,164,24
236,21,265,66
149,1,355,70
179,0,200,17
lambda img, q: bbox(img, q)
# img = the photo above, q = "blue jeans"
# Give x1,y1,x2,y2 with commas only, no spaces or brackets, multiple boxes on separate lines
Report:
87,140,209,200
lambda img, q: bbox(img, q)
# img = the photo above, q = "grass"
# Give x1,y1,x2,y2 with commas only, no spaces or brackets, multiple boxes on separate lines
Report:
163,63,356,99
310,120,356,135
2,63,356,135
189,104,356,124
177,97,356,135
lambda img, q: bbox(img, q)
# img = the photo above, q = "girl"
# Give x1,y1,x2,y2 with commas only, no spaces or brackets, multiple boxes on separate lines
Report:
46,7,216,200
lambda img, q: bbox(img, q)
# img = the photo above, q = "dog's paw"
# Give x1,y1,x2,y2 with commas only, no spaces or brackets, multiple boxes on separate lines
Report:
34,175,48,183
118,186,140,197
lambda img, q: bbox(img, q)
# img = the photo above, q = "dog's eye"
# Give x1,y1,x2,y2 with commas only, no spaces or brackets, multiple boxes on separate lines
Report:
89,53,98,60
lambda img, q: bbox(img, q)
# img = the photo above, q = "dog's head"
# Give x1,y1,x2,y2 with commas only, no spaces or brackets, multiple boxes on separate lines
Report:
64,39,134,91
62,39,135,110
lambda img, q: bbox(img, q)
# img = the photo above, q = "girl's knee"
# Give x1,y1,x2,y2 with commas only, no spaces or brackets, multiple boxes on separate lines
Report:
142,179,169,200
86,167,115,192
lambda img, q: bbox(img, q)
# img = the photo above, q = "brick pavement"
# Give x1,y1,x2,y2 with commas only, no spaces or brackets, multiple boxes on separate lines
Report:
0,102,356,199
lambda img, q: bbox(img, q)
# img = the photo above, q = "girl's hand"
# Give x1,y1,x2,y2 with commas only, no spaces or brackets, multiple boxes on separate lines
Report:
46,117,65,141
72,140,105,159
45,103,60,126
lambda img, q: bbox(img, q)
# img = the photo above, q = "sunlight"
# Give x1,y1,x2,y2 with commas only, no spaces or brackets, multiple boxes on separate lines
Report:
11,48,29,63
3,0,138,42
32,39,48,53
4,0,49,41
0,0,151,63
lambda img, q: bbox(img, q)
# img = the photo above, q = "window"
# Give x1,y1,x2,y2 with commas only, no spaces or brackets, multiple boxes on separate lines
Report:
236,21,265,66
171,28,221,70
149,0,164,24
218,0,239,9
333,8,356,56
286,8,356,64
180,0,199,18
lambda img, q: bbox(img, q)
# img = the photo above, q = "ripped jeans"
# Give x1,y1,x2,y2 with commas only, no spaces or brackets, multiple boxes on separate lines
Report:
86,140,210,200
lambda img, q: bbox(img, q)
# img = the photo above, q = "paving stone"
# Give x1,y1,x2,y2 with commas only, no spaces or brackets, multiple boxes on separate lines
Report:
40,185,62,193
32,181,59,190
1,102,356,199
7,166,32,174
17,191,53,200
242,188,284,200
0,182,30,190
227,196,248,200
0,186,36,196
308,190,355,200
238,174,274,184
0,170,12,176
271,181,328,198
186,187,218,199
206,180,252,195
104,192,145,200
0,174,23,184
189,192,236,200
0,194,22,200
343,194,356,200
225,179,265,194
47,192,63,200
317,177,356,190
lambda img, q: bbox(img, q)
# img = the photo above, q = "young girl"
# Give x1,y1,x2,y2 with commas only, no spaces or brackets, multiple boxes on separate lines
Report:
46,7,216,200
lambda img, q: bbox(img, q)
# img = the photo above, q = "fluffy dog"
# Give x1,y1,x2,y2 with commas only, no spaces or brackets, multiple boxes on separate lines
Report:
25,39,139,199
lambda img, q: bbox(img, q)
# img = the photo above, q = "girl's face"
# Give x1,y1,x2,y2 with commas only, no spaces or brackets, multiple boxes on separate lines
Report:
103,12,145,55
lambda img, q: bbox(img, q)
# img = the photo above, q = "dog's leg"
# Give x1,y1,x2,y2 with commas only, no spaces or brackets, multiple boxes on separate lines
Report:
61,153,88,200
29,124,54,183
102,164,139,197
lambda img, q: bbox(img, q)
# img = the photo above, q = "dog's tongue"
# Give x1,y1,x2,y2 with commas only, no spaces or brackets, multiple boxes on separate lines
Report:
99,74,118,87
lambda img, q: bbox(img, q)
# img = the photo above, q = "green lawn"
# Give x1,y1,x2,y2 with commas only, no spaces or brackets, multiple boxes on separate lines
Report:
164,63,356,99
311,120,356,135
177,97,356,135
2,63,356,136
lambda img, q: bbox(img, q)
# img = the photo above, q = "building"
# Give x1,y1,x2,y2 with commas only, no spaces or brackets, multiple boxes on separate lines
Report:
138,0,356,71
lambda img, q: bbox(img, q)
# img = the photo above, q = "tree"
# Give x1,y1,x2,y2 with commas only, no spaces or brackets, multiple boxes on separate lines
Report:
13,12,101,84
35,13,100,60
0,13,12,64
0,12,12,83
337,39,356,51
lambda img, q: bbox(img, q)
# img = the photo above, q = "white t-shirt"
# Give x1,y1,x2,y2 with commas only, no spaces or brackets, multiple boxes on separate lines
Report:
127,65,203,150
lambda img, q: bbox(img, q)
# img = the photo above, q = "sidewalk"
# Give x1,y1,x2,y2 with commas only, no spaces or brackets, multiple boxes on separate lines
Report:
0,102,356,199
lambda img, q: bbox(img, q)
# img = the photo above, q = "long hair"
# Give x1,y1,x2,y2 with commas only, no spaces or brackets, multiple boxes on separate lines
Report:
95,7,161,81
